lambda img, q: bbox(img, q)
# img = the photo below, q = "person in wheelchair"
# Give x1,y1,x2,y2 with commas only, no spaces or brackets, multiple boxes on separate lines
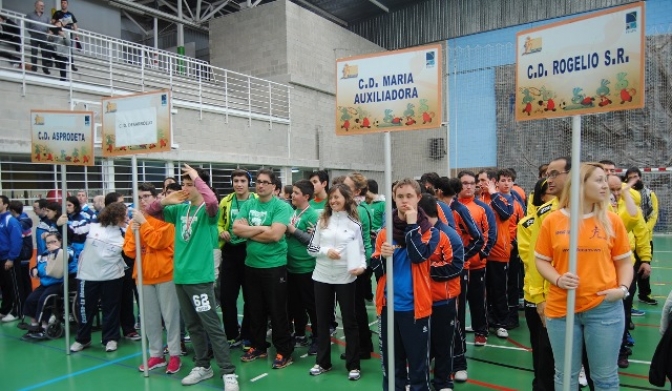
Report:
21,232,74,341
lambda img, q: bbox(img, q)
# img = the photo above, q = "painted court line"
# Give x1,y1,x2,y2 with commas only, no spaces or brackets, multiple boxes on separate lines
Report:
250,373,268,382
19,352,142,391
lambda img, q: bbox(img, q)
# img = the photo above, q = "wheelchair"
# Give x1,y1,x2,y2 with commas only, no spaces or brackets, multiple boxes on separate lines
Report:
37,278,103,340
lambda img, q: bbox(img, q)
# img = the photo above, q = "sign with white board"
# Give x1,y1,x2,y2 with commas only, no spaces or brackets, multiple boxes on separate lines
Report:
101,90,172,156
515,2,645,121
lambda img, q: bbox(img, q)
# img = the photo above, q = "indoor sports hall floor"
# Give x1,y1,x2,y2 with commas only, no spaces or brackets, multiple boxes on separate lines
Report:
2,237,671,391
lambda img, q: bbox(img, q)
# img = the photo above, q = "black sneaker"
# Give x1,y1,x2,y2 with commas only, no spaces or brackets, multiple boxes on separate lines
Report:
43,68,50,75
71,65,78,71
639,295,658,305
308,341,318,355
617,354,629,368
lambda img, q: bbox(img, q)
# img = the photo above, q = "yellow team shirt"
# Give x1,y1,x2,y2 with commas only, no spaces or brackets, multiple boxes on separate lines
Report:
534,209,631,318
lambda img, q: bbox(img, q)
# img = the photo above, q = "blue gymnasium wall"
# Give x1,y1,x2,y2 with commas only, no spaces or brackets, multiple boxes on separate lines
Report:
446,0,672,169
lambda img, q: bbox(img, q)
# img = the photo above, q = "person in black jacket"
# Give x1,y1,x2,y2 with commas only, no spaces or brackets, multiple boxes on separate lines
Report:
0,15,22,65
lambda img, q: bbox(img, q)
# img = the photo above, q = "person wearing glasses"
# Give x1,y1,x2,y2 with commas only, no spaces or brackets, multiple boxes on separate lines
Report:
517,156,571,391
123,182,181,374
535,163,633,390
450,170,491,383
233,169,294,369
21,232,74,340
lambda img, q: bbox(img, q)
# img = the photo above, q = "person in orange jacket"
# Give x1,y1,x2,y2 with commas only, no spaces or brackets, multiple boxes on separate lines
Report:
124,182,181,374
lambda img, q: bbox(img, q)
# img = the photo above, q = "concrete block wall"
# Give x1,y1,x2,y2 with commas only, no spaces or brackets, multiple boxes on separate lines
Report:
209,0,450,180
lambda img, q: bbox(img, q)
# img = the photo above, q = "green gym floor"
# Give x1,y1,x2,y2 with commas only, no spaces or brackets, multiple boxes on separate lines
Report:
2,237,671,391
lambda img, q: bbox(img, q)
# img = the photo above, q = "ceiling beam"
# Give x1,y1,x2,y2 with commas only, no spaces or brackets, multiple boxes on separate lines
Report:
122,10,149,35
292,0,347,27
368,0,389,13
200,0,231,21
109,0,207,30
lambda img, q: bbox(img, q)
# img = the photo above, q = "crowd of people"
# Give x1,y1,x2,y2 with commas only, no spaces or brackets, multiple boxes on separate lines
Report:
0,159,670,391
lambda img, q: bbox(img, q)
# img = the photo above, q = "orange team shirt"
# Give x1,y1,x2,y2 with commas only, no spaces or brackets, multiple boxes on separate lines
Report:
487,193,514,262
534,209,631,318
457,196,489,270
512,184,526,204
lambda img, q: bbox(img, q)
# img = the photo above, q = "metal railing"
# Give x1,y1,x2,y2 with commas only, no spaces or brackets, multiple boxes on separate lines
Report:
0,9,291,123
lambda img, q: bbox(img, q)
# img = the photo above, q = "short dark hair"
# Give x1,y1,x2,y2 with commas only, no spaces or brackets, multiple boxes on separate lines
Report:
457,170,476,180
625,167,642,178
598,159,616,166
65,196,82,215
273,177,283,190
256,168,276,185
478,169,497,180
435,177,455,197
506,168,517,181
35,199,48,209
418,194,438,218
496,168,515,181
310,170,329,187
293,180,314,200
367,179,379,194
9,200,23,214
165,183,182,192
230,169,252,185
420,172,440,188
182,167,210,186
105,192,123,207
0,195,9,206
538,164,549,178
138,182,158,197
551,156,571,172
448,178,462,194
283,185,293,195
45,202,63,220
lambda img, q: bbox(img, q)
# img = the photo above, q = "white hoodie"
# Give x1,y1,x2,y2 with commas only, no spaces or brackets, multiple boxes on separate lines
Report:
308,211,366,284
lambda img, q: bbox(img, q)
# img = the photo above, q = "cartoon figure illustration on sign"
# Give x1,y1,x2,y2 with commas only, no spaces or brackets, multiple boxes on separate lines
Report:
354,107,371,129
419,99,435,124
616,72,636,104
596,79,612,107
339,107,352,132
538,86,556,112
341,64,358,79
403,103,416,125
520,88,535,116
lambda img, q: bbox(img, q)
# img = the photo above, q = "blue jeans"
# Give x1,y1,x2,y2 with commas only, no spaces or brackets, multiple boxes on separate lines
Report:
546,299,623,391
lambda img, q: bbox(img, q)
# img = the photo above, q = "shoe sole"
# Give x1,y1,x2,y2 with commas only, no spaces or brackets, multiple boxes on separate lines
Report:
181,372,213,385
310,367,332,376
241,353,268,362
166,365,182,374
71,343,92,352
638,299,658,305
272,359,293,369
139,362,167,372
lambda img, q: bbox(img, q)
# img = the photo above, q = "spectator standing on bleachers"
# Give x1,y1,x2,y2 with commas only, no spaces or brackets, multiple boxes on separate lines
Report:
0,14,22,67
51,0,78,71
26,0,52,75
47,21,70,81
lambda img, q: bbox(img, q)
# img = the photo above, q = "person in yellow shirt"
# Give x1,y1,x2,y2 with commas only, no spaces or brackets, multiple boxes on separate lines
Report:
625,167,658,305
517,157,569,391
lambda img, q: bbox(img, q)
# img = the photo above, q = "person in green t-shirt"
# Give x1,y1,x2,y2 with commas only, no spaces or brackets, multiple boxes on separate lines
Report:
286,180,320,354
216,169,257,350
146,164,238,389
309,170,329,217
233,169,294,369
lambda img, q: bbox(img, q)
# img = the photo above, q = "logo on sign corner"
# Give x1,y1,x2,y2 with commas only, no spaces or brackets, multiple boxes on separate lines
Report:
425,51,435,68
522,36,542,55
625,11,637,32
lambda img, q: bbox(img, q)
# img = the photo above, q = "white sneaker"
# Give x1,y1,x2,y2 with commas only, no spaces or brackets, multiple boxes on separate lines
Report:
496,328,509,338
454,370,468,382
70,341,91,352
579,366,588,387
439,388,454,391
348,369,361,381
105,340,118,352
1,314,17,323
181,366,214,385
223,374,239,391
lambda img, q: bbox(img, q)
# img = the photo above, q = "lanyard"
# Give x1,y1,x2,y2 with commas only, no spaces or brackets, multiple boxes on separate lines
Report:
184,202,205,241
291,205,309,226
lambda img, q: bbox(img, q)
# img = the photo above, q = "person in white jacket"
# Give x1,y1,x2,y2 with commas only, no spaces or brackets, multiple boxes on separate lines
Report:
307,184,366,381
71,202,128,353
